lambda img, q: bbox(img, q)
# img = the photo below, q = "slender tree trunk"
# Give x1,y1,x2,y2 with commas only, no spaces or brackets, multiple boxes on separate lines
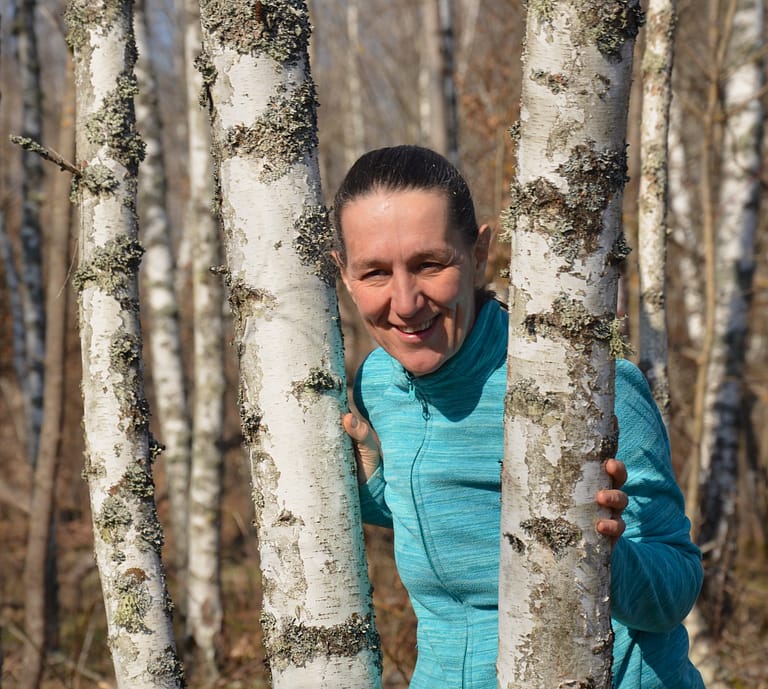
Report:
687,0,735,529
421,0,459,164
134,0,193,596
0,214,25,390
344,0,364,169
65,2,183,686
18,50,75,689
438,0,459,164
17,0,46,467
667,101,704,349
182,0,225,675
198,2,381,686
637,0,676,426
456,0,481,83
499,3,641,687
696,0,764,637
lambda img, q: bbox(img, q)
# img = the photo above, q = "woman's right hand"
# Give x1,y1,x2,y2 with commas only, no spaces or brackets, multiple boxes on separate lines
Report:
341,413,381,484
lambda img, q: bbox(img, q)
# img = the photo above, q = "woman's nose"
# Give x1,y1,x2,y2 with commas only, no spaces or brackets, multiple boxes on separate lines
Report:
390,271,423,317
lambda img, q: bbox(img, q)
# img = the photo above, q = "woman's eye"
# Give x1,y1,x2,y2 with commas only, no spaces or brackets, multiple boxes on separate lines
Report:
419,261,442,271
361,269,387,280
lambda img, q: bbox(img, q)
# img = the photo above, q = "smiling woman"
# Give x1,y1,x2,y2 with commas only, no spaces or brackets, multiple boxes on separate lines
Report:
330,145,705,689
333,188,490,376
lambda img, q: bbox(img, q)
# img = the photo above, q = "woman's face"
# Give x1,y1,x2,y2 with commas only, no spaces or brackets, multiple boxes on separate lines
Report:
336,188,490,376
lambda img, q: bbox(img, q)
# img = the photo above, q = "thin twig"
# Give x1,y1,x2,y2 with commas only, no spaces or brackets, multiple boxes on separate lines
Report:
8,135,81,176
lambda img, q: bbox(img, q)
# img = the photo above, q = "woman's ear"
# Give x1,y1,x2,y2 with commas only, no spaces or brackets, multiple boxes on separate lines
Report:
473,224,492,286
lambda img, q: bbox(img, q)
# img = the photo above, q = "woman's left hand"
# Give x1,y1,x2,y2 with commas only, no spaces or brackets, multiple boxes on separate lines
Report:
596,458,628,545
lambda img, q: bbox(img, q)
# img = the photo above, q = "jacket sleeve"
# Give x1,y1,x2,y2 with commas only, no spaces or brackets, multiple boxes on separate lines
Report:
353,356,394,529
610,360,703,633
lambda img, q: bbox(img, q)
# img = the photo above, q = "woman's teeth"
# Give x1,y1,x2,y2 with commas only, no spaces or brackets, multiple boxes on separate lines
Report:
400,317,436,334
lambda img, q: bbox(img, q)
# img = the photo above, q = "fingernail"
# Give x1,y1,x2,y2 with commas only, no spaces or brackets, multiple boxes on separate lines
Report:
350,415,358,428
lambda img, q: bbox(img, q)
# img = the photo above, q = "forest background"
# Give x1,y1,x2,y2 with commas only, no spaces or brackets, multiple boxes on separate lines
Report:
0,0,767,688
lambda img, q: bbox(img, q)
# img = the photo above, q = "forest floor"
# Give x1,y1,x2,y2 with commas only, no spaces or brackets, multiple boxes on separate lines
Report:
0,397,766,689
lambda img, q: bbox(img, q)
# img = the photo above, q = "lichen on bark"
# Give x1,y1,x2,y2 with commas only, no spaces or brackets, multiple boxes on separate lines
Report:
575,1,645,59
506,378,558,421
64,0,125,52
521,516,581,559
71,163,119,200
260,611,381,671
222,79,319,182
84,71,146,170
96,494,132,544
199,0,311,63
293,204,337,285
147,645,185,683
73,235,144,294
239,397,263,446
113,568,152,633
291,367,341,400
522,294,615,345
506,142,628,260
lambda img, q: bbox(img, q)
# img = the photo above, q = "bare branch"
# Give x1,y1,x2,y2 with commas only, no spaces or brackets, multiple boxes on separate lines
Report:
8,135,81,176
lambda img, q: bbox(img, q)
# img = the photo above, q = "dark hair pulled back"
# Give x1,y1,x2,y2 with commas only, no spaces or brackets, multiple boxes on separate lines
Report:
332,145,479,261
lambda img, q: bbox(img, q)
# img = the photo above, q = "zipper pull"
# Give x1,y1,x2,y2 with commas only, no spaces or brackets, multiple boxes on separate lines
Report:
405,371,430,419
406,371,416,401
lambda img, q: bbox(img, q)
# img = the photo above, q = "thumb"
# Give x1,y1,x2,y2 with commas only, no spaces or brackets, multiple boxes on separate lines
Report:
342,412,370,442
341,413,381,481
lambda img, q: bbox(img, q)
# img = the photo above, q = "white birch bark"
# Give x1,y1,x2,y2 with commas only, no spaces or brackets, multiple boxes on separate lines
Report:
344,0,364,170
18,0,46,466
66,2,183,687
133,0,193,591
667,99,704,348
696,0,764,633
198,2,381,687
499,3,640,687
182,0,225,675
637,0,676,426
420,0,459,165
420,0,441,147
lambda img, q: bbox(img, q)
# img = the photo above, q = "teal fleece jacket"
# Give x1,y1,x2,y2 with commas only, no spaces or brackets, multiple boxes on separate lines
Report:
354,299,704,689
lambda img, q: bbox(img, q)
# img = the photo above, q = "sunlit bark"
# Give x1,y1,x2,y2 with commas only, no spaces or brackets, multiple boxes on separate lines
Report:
500,3,640,686
198,1,381,686
67,1,183,686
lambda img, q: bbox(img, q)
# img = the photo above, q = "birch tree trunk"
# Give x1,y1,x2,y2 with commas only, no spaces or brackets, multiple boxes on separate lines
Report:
182,0,226,675
667,100,704,348
637,0,676,426
18,51,75,689
499,3,641,687
66,2,183,687
18,0,46,467
344,0,364,170
695,0,764,636
134,0,193,595
198,2,381,687
421,0,459,165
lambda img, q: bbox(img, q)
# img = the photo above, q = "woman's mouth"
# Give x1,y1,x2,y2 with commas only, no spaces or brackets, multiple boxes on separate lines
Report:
396,316,438,335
